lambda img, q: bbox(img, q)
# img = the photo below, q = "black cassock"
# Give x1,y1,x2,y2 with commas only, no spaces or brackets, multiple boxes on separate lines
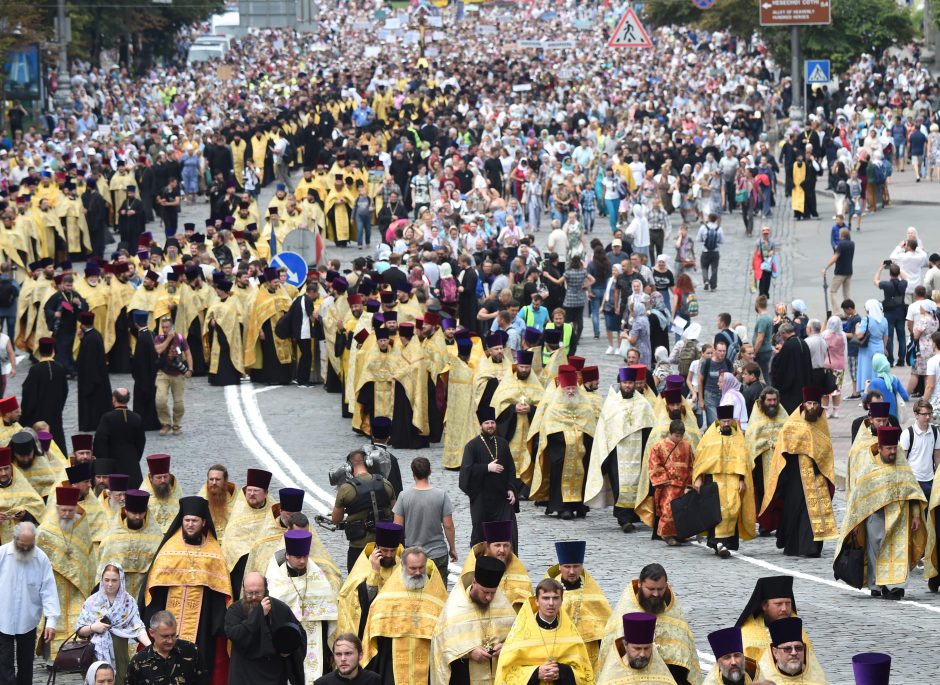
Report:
20,359,68,450
77,328,113,431
426,374,443,443
390,382,429,450
109,308,132,374
768,454,825,558
208,324,243,386
249,319,293,385
545,432,593,518
132,328,161,430
224,597,305,685
187,316,209,377
458,433,518,550
770,336,813,414
43,291,86,375
93,408,146,489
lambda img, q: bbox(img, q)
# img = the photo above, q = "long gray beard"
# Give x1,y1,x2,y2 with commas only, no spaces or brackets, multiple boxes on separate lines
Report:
14,547,34,562
720,665,743,683
59,519,74,532
776,659,803,676
402,573,427,591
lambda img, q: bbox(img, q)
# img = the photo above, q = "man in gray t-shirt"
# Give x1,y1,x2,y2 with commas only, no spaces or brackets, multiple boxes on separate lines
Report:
392,457,457,582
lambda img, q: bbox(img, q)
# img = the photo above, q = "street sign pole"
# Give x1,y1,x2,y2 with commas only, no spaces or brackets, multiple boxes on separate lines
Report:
791,26,803,124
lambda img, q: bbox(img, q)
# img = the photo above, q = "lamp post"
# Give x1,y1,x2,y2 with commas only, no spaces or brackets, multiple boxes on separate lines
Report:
54,0,72,110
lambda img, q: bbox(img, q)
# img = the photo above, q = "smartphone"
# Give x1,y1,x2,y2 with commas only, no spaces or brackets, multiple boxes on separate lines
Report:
883,259,891,267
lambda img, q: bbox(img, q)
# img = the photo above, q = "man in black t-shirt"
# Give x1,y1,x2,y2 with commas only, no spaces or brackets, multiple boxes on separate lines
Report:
875,262,909,365
157,177,182,236
822,225,854,316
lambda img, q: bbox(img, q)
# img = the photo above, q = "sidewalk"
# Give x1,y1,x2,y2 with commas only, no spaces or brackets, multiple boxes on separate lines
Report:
817,168,940,207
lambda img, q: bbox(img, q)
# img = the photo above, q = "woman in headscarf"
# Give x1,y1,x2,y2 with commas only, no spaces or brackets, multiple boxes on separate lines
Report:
85,661,115,685
855,299,888,395
647,291,671,355
719,370,749,432
76,563,150,685
909,299,938,396
822,315,847,419
625,204,650,260
867,353,910,419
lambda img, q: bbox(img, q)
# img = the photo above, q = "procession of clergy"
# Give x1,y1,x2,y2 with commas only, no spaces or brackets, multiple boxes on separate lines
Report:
2,259,935,684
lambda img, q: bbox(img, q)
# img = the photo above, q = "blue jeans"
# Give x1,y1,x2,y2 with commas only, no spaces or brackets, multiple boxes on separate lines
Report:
921,479,933,501
703,388,721,426
605,198,620,232
355,212,371,247
760,186,773,217
0,316,13,338
588,287,604,337
582,208,595,233
885,309,906,364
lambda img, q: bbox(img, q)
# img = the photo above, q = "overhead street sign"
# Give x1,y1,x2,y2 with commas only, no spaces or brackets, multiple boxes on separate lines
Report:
271,251,310,288
607,8,653,48
805,59,830,84
759,0,831,26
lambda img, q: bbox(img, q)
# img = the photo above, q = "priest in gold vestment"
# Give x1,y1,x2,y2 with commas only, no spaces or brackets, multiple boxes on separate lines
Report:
833,426,927,599
595,612,677,685
96,488,163,599
544,541,611,673
198,465,238,542
140,496,233,685
441,336,477,469
244,268,293,386
459,520,531,612
493,579,593,685
140,454,182,534
756,617,828,685
430,556,515,685
761,387,838,558
361,546,447,684
0,449,44,545
491,350,543,485
222,468,281,599
735,575,813,665
37,486,94,658
744,388,788,534
337,522,404,640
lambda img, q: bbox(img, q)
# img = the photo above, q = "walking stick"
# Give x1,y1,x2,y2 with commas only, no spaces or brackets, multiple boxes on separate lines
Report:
822,273,831,320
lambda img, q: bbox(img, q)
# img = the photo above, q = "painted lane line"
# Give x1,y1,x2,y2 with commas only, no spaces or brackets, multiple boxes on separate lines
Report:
239,383,336,511
253,386,281,395
690,541,940,615
224,385,331,515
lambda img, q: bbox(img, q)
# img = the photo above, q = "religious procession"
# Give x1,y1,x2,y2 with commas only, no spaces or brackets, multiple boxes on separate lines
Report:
2,0,940,684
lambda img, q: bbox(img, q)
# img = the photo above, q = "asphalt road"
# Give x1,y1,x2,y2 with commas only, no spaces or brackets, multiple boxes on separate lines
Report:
22,177,940,685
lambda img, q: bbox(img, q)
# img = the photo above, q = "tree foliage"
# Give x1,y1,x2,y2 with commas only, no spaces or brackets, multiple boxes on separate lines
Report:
0,0,50,91
642,0,915,73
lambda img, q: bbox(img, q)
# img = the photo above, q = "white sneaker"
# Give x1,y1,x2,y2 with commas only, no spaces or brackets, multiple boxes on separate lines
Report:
605,346,615,355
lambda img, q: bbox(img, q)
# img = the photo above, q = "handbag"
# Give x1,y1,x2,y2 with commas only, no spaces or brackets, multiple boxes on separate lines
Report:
45,631,97,685
857,317,871,347
818,348,838,395
833,534,866,589
905,337,918,367
670,481,722,539
671,189,681,208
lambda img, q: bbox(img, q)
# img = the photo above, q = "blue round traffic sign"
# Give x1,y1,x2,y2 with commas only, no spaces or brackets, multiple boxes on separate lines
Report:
270,251,309,288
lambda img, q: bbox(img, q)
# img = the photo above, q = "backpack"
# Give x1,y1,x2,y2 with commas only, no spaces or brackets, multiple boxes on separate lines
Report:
906,425,938,458
718,329,741,365
871,161,886,185
439,276,458,304
704,226,719,251
0,280,16,309
835,179,849,195
677,339,700,377
685,292,699,318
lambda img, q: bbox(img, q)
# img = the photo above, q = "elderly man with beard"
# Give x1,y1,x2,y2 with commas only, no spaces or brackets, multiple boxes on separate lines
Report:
8,431,59,499
703,627,773,685
459,406,518,549
37,487,94,658
602,564,700,685
761,387,838,558
595,612,676,684
199,464,238,542
141,454,182,533
225,571,306,685
141,496,232,685
431,556,516,685
692,405,756,559
585,367,655,533
361,546,447,684
224,469,281,600
0,522,59,685
528,366,597,520
754,618,827,684
97,489,163,598
744,387,788,536
834,426,927,599
48,462,110,549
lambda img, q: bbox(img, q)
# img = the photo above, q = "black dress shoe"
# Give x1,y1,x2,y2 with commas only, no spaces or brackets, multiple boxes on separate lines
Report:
885,588,905,600
928,576,940,593
560,510,574,521
621,523,636,533
870,589,882,598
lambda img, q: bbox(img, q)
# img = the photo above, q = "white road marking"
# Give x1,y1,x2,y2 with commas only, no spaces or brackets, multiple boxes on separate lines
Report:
253,386,281,395
239,383,336,511
691,541,940,615
223,385,331,514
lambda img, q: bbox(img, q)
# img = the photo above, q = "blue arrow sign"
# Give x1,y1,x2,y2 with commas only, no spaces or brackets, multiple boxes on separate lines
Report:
270,251,309,288
805,59,830,84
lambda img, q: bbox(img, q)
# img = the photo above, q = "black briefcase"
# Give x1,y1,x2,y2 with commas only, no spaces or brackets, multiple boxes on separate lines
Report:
670,481,723,538
833,536,865,589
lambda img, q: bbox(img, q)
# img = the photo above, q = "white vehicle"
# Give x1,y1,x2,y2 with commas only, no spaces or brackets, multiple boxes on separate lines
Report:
194,35,231,53
210,9,240,37
186,44,224,65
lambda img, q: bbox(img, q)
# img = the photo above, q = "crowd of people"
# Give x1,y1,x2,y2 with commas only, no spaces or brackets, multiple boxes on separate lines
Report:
1,0,940,684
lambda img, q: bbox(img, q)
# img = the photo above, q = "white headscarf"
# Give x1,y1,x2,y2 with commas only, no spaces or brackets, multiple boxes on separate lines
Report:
865,299,884,324
85,662,112,685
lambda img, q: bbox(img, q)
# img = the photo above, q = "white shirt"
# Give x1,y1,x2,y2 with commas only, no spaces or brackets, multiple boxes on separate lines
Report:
0,542,60,633
927,354,940,407
889,246,929,293
547,228,567,261
899,422,938,482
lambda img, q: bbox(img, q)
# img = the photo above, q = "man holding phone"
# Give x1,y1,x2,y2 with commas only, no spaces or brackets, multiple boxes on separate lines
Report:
874,261,909,366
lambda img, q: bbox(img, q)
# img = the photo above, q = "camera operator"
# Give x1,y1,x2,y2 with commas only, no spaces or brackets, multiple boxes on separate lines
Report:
362,416,403,495
153,316,193,436
330,448,396,572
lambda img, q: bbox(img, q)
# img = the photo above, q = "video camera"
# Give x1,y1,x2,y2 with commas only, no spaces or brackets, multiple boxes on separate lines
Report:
327,446,393,487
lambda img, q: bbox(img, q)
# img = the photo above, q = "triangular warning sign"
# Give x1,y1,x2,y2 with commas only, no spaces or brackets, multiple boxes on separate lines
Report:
807,64,828,83
608,8,652,48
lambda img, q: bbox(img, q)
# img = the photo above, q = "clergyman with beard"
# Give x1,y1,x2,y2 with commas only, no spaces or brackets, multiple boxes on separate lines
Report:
744,387,788,537
458,405,518,549
225,571,306,685
141,454,181,533
97,489,163,598
759,386,838,559
758,617,828,684
0,521,59,685
704,627,774,685
594,612,676,683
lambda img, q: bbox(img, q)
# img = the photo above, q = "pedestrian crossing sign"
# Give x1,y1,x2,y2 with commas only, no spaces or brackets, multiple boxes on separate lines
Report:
607,8,653,48
805,59,830,85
